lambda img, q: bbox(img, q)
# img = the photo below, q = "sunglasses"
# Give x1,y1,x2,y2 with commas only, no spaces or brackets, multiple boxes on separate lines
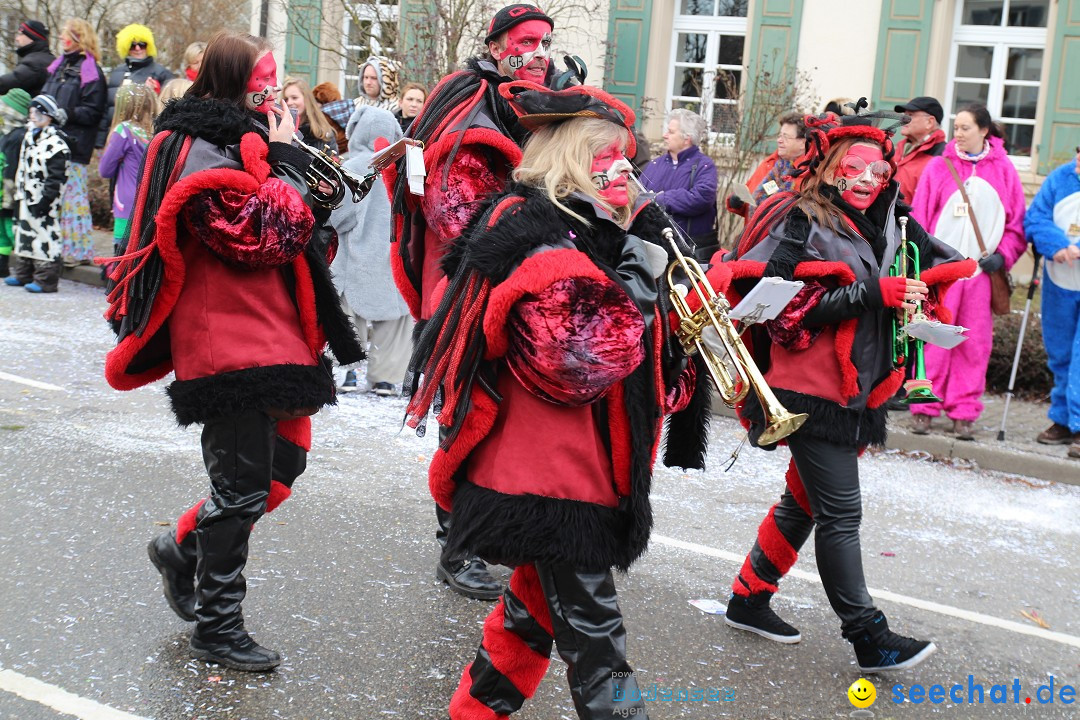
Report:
838,156,891,184
130,41,148,50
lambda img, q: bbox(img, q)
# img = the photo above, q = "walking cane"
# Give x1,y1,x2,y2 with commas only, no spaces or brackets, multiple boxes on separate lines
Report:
997,248,1043,441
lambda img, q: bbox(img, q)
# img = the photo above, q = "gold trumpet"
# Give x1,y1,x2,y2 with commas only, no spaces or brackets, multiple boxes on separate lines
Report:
662,228,808,446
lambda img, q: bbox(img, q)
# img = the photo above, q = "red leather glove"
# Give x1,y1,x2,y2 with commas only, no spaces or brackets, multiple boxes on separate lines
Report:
878,276,908,308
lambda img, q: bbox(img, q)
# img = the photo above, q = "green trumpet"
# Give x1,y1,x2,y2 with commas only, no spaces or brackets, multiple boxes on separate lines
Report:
889,217,942,405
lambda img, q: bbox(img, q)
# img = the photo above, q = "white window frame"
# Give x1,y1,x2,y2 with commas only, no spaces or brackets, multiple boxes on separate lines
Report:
341,2,399,97
944,0,1047,170
666,14,747,146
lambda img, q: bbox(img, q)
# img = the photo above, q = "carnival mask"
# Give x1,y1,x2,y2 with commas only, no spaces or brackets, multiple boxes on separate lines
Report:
833,143,889,210
590,142,631,208
245,51,279,114
495,20,552,82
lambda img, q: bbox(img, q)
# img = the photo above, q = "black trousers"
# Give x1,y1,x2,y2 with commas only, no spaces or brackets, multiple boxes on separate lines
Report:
455,563,648,719
13,255,61,291
749,433,877,635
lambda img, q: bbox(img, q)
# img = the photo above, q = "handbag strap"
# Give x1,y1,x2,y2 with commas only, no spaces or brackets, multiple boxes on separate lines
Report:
944,157,989,257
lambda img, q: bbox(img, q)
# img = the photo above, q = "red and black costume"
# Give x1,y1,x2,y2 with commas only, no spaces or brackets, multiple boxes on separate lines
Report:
714,110,974,670
104,96,363,669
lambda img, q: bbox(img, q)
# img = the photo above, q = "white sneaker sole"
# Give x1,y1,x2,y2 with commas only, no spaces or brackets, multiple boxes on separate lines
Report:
724,616,802,644
858,642,937,672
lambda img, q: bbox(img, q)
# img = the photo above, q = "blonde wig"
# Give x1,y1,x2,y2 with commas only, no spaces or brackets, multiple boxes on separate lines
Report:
183,42,206,71
109,82,157,139
115,24,157,58
514,117,637,226
282,76,334,145
63,19,101,60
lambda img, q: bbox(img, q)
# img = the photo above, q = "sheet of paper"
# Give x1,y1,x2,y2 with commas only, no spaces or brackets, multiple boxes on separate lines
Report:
729,276,804,325
689,598,727,615
368,137,422,173
903,318,968,349
406,142,426,196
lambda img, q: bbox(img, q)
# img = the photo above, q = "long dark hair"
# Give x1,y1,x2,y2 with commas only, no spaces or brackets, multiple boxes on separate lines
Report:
796,136,881,231
186,32,272,106
958,103,1008,153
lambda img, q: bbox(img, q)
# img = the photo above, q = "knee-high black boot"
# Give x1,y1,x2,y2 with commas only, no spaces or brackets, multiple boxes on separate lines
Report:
147,529,197,621
188,411,280,672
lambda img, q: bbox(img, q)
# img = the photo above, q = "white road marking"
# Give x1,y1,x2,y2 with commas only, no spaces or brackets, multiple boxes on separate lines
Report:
0,668,151,720
651,533,1080,650
0,371,66,392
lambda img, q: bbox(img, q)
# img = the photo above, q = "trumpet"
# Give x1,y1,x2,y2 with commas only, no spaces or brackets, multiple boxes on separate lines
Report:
292,137,377,210
662,228,808,446
890,216,941,404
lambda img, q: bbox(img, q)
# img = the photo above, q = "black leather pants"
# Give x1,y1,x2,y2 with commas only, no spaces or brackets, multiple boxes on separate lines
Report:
192,410,277,644
767,433,877,634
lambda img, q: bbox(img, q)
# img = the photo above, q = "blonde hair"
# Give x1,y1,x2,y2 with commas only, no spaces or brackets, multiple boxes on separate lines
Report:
159,77,193,103
63,19,101,60
108,83,157,140
514,118,636,226
282,76,334,146
183,42,206,71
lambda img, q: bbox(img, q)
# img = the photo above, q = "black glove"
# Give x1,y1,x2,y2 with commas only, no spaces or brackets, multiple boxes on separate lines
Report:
551,55,587,90
978,252,1005,274
727,193,745,210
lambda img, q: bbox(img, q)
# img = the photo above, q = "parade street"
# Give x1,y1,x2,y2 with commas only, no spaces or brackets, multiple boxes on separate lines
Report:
1,280,1078,720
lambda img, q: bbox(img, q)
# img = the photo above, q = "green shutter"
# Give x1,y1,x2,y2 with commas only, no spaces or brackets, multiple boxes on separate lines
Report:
285,0,321,84
604,0,653,113
398,0,439,90
871,0,935,110
746,0,804,86
1037,0,1080,174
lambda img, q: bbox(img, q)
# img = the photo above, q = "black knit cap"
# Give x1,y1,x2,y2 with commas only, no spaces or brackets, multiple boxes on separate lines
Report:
19,20,48,42
484,4,553,45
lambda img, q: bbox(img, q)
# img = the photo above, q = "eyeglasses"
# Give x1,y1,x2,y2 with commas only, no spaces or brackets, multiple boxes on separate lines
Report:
838,156,892,184
130,41,148,50
777,132,799,141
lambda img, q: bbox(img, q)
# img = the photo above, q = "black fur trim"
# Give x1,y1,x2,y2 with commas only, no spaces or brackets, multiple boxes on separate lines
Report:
662,354,712,470
765,210,810,281
740,387,887,448
155,97,254,146
304,243,365,365
166,359,337,426
446,480,645,572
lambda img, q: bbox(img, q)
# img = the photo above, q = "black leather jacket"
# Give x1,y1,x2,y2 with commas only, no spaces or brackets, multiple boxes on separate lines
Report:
39,52,106,164
0,40,55,96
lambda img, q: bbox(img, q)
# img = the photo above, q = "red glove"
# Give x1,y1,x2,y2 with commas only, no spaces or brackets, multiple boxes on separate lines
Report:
878,276,908,308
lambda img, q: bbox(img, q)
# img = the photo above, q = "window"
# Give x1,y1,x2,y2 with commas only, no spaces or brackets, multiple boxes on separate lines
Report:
342,2,398,98
667,2,747,141
945,0,1047,164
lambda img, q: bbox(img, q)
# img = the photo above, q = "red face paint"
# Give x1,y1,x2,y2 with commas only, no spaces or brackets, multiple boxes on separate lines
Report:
835,143,888,211
245,51,279,114
496,19,552,82
590,140,630,207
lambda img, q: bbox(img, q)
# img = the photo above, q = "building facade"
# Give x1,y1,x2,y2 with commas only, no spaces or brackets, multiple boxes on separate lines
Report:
279,0,1078,179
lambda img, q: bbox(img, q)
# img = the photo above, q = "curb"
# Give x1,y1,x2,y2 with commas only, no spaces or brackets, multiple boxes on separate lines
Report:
63,264,106,288
710,402,1078,487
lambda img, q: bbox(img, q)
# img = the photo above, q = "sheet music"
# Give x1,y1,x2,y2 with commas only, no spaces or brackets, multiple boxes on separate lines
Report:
902,318,969,349
729,276,804,325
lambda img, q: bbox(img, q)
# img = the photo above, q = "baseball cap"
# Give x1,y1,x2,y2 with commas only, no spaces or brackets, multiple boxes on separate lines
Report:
894,96,944,124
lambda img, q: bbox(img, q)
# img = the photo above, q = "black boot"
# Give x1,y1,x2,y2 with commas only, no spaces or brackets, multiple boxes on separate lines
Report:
435,503,501,601
847,610,936,672
189,516,280,672
0,253,9,279
724,592,801,644
148,530,196,621
188,411,280,672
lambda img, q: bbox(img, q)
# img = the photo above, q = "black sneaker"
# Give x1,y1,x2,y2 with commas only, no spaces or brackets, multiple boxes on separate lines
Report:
724,593,801,644
850,611,936,672
373,381,396,397
340,370,358,391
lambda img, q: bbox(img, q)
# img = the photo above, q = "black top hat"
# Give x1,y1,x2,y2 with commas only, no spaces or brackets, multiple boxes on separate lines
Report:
484,4,553,45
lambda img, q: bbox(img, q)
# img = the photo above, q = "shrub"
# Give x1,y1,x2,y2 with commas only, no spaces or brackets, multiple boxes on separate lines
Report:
986,309,1053,399
87,149,113,230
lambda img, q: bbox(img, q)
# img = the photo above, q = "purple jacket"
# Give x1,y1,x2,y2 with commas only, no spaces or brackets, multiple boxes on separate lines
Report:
98,121,148,220
910,135,1027,269
639,144,718,238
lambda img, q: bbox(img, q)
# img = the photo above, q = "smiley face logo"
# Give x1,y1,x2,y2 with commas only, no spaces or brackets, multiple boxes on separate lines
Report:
848,678,876,708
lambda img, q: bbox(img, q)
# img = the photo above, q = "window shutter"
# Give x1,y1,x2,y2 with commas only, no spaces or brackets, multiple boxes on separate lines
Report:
745,0,804,152
285,0,321,85
604,0,654,112
1037,1,1080,174
871,0,935,110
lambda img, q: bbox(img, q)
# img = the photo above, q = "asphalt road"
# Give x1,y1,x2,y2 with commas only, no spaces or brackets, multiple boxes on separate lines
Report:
1,281,1078,720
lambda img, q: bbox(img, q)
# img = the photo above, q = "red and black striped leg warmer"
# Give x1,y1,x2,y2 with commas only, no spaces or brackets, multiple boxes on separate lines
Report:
732,458,812,598
450,565,554,720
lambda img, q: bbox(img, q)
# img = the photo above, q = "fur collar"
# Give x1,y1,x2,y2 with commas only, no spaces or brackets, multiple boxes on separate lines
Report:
155,97,258,146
